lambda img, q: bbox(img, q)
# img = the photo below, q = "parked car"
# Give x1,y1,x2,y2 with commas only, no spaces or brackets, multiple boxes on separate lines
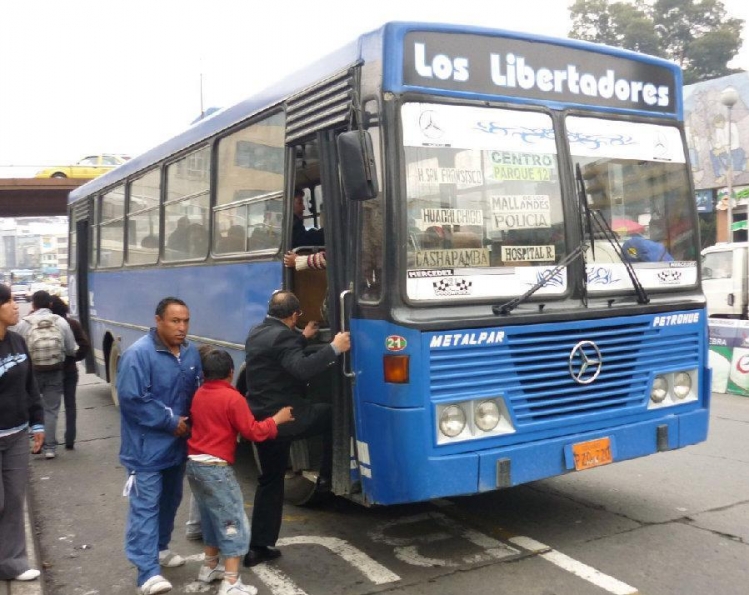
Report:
34,154,130,179
10,283,29,302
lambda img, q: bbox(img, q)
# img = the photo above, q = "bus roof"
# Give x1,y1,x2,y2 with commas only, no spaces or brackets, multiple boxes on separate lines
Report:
69,21,682,204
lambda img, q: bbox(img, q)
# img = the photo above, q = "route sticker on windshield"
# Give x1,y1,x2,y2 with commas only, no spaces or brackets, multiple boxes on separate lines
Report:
386,335,408,352
491,194,551,230
415,248,490,268
502,245,555,262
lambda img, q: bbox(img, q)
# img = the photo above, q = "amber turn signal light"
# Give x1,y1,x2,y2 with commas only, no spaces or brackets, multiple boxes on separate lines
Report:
383,355,409,383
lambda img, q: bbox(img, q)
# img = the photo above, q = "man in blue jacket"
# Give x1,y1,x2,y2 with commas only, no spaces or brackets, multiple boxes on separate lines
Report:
118,297,202,595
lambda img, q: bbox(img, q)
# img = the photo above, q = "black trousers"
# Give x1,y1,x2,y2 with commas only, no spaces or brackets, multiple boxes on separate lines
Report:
250,403,331,547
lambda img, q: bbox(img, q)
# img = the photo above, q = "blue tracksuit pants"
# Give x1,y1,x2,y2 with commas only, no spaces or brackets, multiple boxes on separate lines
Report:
124,464,184,586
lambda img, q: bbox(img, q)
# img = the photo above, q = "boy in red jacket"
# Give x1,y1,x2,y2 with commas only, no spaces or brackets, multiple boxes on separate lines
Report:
187,349,293,595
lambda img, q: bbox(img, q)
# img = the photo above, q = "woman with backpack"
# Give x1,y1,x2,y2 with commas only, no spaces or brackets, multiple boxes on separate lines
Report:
0,284,44,582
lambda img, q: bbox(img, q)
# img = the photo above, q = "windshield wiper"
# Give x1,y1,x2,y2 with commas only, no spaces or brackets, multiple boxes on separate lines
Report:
576,163,648,304
589,210,649,304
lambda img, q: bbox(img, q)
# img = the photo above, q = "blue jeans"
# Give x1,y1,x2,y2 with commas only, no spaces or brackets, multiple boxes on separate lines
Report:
186,460,250,558
35,369,63,452
124,464,184,586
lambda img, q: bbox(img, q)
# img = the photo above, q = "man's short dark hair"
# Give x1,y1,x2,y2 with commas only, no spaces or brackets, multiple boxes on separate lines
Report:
32,290,52,310
155,297,187,317
50,295,69,317
267,290,300,319
201,348,234,381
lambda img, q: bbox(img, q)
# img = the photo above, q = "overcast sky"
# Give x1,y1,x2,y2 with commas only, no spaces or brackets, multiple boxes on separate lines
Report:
1,0,747,177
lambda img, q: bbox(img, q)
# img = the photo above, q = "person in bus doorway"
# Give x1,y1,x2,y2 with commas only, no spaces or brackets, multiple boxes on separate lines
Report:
117,297,202,595
13,290,77,460
283,250,327,270
242,290,350,567
292,189,325,248
187,348,294,595
49,295,90,450
0,284,44,582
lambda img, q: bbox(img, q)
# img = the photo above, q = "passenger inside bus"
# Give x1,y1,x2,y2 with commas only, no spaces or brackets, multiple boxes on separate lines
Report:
217,225,246,253
188,223,209,258
292,189,324,248
166,216,190,253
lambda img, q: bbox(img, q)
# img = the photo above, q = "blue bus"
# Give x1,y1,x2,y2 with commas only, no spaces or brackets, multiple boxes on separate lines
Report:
68,22,709,506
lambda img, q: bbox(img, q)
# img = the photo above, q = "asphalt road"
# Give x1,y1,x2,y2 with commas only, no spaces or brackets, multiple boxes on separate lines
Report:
24,369,749,595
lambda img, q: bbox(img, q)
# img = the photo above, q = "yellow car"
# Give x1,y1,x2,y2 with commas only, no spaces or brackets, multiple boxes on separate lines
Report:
35,154,131,179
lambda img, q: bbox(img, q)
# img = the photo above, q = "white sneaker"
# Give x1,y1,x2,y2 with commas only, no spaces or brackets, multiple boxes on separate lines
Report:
218,578,258,595
198,562,225,583
44,451,56,459
158,549,186,567
14,569,40,581
138,574,172,595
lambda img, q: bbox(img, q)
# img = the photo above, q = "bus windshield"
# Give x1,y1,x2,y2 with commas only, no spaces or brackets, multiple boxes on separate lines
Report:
403,103,566,302
569,116,698,291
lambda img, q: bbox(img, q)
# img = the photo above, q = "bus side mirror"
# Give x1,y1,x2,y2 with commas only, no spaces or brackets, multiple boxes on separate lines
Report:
337,131,379,201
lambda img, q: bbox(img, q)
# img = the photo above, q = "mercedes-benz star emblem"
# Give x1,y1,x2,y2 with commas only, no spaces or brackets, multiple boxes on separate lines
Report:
419,110,444,139
569,340,603,385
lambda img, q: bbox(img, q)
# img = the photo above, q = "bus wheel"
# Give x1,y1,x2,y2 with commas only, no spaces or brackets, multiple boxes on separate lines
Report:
252,440,324,506
51,172,67,178
108,343,121,408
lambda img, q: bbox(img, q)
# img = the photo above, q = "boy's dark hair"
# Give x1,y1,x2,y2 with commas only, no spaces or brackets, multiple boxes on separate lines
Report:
201,348,234,381
32,290,52,310
155,297,187,317
267,290,300,319
0,284,10,305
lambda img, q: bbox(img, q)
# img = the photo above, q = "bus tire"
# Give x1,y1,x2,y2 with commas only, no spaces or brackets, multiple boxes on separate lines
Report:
51,172,67,178
252,440,324,506
108,343,121,408
285,439,325,506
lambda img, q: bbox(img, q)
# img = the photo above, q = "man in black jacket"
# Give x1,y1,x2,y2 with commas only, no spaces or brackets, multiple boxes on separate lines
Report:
243,290,350,567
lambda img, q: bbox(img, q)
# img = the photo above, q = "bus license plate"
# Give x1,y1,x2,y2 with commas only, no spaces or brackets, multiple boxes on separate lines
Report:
572,437,612,471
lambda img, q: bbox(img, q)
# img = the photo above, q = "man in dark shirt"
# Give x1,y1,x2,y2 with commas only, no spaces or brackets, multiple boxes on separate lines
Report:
292,189,324,248
243,290,349,567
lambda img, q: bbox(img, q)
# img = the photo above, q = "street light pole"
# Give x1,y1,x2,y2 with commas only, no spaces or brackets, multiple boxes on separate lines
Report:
721,87,739,242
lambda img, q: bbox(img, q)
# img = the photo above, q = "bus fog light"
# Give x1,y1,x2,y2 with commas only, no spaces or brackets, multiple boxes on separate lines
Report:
651,376,668,403
475,400,500,431
673,372,692,399
439,405,466,438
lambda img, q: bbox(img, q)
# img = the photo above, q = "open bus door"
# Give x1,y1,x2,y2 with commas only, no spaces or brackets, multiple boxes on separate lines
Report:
280,128,360,505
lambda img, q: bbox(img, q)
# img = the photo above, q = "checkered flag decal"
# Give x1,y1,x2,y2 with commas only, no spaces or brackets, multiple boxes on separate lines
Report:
433,278,472,292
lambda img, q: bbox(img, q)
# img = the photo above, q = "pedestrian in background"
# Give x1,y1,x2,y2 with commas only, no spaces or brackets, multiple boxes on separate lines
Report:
187,348,293,595
0,284,44,582
243,290,350,567
117,297,202,595
13,290,77,460
50,295,90,450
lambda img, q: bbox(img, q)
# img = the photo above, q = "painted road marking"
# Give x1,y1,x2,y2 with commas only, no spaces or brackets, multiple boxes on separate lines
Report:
369,511,520,567
277,536,400,584
510,536,639,595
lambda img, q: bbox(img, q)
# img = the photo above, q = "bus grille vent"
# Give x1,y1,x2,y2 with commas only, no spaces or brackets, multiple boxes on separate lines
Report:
429,317,701,426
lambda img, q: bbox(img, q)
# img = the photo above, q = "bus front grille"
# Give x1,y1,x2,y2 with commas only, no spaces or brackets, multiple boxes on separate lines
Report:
428,316,701,426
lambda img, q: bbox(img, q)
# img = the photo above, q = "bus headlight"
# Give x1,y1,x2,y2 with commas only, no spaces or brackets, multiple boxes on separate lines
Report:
439,405,467,438
475,400,500,432
673,372,692,399
651,376,668,403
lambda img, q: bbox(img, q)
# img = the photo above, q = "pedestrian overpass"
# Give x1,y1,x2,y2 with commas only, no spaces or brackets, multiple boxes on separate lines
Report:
0,178,90,217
